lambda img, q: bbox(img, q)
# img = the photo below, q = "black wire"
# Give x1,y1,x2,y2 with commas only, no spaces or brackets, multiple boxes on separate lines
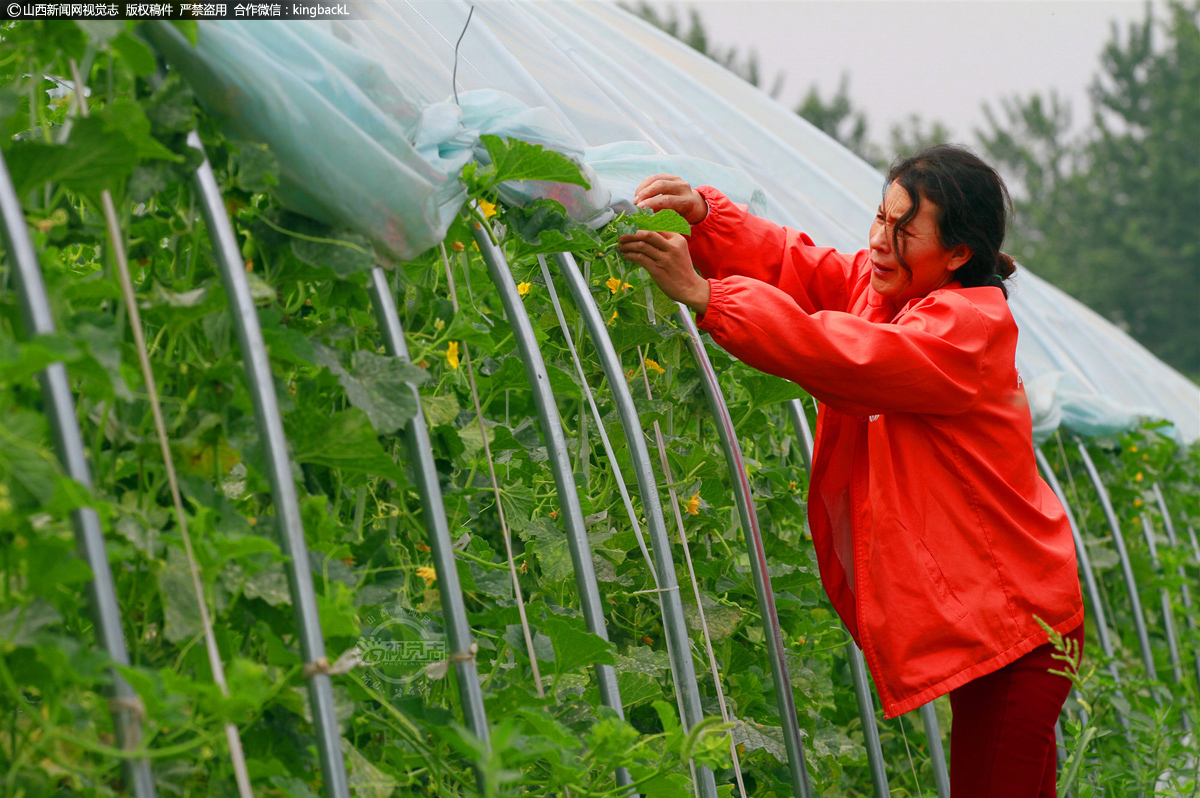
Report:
452,5,476,106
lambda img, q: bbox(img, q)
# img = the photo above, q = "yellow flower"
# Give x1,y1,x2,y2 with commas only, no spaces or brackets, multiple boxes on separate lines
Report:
416,566,437,587
645,359,665,375
479,199,497,218
607,309,618,326
1133,498,1143,507
446,341,460,370
605,277,633,295
1129,445,1138,453
517,281,532,297
1134,471,1144,482
788,481,797,492
685,492,700,516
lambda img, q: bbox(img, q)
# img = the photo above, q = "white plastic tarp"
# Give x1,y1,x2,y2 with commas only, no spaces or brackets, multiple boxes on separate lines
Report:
146,1,1200,443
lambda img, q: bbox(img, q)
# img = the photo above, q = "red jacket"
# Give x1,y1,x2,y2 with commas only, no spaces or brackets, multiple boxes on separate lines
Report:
688,185,1084,718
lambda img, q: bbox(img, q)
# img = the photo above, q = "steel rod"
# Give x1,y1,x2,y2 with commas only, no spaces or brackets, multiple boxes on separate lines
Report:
1035,448,1128,731
468,235,632,790
1036,451,1120,666
0,142,157,798
550,253,717,798
789,399,890,795
918,703,950,798
674,309,812,797
1139,514,1186,692
187,132,349,798
1076,443,1157,682
1151,484,1200,689
366,267,491,754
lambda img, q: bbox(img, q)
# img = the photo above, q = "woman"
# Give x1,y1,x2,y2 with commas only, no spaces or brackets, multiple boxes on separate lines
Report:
617,145,1085,797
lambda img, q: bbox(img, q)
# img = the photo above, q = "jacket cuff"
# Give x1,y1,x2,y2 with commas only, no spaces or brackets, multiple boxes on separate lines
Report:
694,278,726,333
693,185,723,231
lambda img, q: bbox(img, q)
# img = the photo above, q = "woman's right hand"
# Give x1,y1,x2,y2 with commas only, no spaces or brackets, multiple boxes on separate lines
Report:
633,174,708,225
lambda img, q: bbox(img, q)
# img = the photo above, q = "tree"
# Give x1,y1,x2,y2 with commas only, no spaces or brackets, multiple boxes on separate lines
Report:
979,2,1200,378
795,73,883,167
888,114,953,164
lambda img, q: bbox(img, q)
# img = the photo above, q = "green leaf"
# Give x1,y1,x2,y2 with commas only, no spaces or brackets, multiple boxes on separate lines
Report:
232,140,280,194
682,594,742,640
144,74,197,135
290,220,376,278
536,612,615,676
344,741,398,798
606,323,665,355
812,720,860,760
74,21,124,47
630,208,691,235
105,99,181,161
6,116,136,199
311,343,428,435
482,353,579,399
634,773,690,798
111,31,157,77
481,135,590,189
652,699,680,733
242,565,291,607
421,393,460,428
616,671,661,708
158,546,203,644
0,600,62,648
732,720,788,762
502,198,601,257
613,646,670,676
286,408,408,483
318,583,359,638
742,373,807,407
171,19,199,47
0,335,81,385
517,518,572,582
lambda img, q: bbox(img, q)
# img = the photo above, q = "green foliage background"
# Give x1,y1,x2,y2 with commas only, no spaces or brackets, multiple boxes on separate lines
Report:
0,17,1197,798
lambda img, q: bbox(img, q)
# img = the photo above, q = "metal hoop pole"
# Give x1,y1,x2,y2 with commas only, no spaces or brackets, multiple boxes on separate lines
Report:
550,253,716,798
1035,451,1119,664
1139,514,1186,697
0,144,157,798
1076,443,1157,682
675,310,812,797
187,132,349,798
366,267,491,751
918,703,950,798
1036,448,1127,732
469,237,631,790
1151,484,1200,689
788,399,891,795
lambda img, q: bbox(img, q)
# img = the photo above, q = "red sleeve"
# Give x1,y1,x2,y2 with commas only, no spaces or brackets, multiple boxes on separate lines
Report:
694,277,989,417
688,185,865,314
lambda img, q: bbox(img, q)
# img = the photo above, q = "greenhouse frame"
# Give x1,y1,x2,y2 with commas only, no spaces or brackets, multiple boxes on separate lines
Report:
1,3,1198,796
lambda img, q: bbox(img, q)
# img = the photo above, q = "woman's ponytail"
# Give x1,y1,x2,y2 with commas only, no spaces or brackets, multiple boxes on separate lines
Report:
995,252,1017,281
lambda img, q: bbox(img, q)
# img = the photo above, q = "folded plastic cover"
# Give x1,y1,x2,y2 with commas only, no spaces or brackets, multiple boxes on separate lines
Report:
146,1,1198,443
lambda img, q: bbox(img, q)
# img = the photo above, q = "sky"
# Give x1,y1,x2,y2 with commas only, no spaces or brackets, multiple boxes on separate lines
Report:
629,0,1166,148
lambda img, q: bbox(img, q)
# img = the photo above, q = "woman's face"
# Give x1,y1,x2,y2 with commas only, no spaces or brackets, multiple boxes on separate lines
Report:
869,181,972,308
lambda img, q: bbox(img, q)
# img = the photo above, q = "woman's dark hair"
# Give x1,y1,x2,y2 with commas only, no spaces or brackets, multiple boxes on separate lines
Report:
884,144,1017,298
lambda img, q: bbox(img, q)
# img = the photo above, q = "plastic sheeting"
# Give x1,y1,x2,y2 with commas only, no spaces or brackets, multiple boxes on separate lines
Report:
146,0,1198,443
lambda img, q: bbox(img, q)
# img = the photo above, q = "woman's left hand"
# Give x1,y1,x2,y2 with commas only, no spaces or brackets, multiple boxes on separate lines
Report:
617,230,711,314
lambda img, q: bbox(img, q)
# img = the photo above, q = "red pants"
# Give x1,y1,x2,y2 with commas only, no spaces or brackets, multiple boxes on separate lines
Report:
948,623,1084,797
